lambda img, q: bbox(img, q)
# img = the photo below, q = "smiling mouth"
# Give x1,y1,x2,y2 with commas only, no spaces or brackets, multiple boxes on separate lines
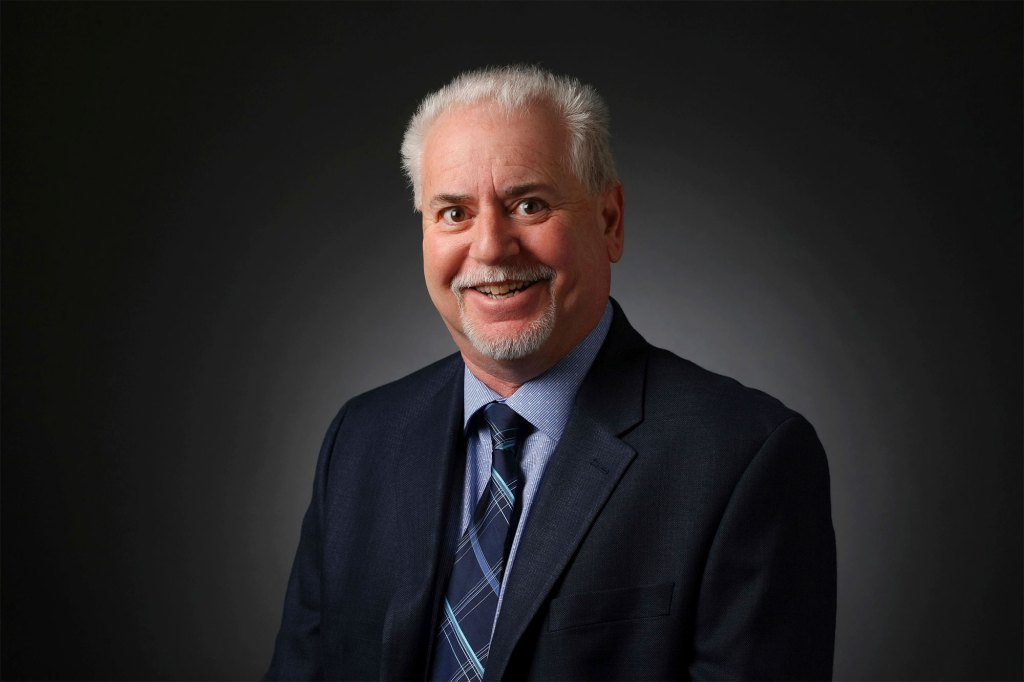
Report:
451,265,556,304
471,280,538,299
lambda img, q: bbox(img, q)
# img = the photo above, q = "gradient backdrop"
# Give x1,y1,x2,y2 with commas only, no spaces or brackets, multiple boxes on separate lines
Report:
3,3,1021,680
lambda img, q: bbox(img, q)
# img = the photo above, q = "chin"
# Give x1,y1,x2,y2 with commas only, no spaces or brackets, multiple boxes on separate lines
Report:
460,303,556,361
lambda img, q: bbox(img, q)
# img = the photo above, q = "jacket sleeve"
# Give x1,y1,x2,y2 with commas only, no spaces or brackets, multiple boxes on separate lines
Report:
264,406,347,681
689,415,837,680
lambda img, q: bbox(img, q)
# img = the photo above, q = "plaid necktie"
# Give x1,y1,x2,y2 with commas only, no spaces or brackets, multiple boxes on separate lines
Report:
431,401,528,682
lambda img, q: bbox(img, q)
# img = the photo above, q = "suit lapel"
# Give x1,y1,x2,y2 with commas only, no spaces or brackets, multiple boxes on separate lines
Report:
379,355,465,681
484,304,649,680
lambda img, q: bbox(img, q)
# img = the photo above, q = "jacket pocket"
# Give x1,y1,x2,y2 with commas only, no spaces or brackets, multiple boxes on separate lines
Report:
548,581,675,631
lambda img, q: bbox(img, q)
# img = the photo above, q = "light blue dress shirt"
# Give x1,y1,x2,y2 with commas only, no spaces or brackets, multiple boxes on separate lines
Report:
459,300,613,627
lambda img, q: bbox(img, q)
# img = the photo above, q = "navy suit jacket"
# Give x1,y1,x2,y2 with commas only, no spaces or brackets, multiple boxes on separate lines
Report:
266,301,836,680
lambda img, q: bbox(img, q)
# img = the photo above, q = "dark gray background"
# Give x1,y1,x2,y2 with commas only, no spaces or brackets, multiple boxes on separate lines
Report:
3,2,1021,680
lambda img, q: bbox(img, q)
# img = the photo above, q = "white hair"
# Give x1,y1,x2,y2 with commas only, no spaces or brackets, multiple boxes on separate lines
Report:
400,64,618,210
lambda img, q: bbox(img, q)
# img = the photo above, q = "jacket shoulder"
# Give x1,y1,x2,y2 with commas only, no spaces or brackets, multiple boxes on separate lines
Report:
642,344,803,441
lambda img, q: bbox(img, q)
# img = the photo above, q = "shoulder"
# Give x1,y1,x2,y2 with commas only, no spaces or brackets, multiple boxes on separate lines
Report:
601,300,800,435
643,345,797,435
631,342,826,492
595,301,809,450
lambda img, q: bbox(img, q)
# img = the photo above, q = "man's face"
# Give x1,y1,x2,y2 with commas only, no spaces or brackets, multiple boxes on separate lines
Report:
420,102,624,377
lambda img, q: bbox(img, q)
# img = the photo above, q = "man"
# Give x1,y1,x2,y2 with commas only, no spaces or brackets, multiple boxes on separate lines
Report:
266,65,836,681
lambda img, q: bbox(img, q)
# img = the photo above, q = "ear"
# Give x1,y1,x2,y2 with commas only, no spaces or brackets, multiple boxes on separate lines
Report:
599,182,625,263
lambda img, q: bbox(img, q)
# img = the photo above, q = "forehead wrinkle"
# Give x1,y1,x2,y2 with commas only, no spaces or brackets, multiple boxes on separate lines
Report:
488,156,562,198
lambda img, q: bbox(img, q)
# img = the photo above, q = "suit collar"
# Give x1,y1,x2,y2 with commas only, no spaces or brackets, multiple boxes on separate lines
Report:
571,298,647,436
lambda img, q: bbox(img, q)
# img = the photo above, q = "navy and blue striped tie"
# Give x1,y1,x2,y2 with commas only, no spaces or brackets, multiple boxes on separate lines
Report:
431,402,528,682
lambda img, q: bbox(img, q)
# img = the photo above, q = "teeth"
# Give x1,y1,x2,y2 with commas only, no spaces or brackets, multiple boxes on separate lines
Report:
474,281,531,297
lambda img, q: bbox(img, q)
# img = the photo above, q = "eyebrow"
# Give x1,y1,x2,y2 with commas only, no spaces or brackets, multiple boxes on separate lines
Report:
426,183,555,210
428,193,473,210
501,183,553,198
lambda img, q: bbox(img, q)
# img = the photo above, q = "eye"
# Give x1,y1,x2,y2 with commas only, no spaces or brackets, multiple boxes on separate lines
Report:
514,198,547,216
442,206,469,224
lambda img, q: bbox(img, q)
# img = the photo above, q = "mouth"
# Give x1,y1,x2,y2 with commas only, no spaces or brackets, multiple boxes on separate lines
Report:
451,265,556,304
469,280,539,299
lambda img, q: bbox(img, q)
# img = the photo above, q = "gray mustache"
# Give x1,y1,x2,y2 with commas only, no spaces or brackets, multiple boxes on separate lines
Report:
450,265,557,298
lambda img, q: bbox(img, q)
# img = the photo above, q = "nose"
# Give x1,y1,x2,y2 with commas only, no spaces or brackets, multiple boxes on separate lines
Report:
468,205,519,265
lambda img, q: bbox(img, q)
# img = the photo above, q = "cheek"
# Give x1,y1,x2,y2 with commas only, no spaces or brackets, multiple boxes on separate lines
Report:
546,235,611,301
537,230,600,277
422,236,461,288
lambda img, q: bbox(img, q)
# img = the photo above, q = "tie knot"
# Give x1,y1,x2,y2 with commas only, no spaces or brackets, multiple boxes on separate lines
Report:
482,402,526,453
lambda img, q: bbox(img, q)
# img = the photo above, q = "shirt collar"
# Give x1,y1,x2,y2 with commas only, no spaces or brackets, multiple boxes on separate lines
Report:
463,300,613,442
